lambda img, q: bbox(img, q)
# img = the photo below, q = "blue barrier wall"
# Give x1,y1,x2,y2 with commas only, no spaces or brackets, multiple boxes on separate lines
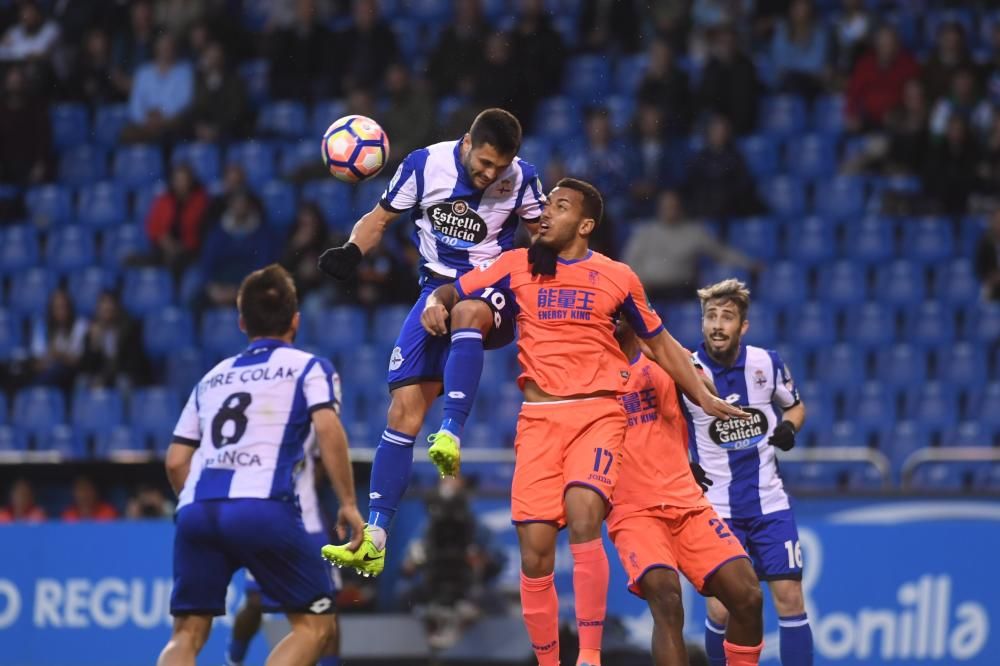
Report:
0,498,997,665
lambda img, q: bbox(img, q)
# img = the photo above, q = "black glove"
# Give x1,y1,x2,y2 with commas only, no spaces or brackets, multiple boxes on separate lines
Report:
690,461,713,493
768,420,797,451
527,242,558,277
317,242,363,280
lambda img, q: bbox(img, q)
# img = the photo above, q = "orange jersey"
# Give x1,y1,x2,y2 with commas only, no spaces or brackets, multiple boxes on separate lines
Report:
613,354,706,510
456,248,664,397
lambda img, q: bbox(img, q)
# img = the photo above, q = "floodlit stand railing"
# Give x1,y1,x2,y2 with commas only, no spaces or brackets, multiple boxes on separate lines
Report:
901,446,1000,489
775,446,893,490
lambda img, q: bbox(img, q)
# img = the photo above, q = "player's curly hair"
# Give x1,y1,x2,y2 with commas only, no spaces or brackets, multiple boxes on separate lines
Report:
554,177,604,228
238,264,298,338
697,279,751,322
469,108,522,156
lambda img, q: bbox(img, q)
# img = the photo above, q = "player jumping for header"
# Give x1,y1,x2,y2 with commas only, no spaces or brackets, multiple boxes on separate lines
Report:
419,178,747,666
318,109,543,576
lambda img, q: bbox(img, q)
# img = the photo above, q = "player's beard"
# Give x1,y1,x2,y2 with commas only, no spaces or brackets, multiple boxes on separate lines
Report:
527,240,559,277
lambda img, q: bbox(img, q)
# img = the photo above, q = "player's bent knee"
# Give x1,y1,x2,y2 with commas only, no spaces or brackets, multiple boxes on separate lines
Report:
729,583,763,621
451,299,493,333
172,615,212,652
641,573,684,626
520,550,556,578
386,391,427,434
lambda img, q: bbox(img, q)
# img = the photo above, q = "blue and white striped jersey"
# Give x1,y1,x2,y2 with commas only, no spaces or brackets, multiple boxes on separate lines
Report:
682,344,800,519
172,338,341,511
380,139,544,278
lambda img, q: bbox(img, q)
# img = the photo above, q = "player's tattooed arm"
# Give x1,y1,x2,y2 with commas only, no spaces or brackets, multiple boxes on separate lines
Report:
421,284,460,336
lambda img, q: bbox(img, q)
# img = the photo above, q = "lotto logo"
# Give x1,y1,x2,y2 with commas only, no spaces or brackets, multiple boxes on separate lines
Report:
308,597,332,614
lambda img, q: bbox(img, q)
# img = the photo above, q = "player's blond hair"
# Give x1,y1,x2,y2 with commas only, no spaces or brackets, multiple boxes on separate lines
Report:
697,279,751,321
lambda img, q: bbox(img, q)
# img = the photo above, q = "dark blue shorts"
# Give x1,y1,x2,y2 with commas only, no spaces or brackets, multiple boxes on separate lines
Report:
724,509,803,581
245,531,341,611
386,279,517,390
170,499,334,616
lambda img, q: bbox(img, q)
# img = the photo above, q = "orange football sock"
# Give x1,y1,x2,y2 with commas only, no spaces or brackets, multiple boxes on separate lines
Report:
570,538,608,662
520,572,560,666
724,639,764,665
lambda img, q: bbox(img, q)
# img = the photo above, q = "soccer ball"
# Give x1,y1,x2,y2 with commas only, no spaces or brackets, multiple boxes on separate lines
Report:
321,115,390,183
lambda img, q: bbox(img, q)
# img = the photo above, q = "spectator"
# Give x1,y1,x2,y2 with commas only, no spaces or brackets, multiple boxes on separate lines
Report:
0,1,60,64
30,289,86,392
980,23,1000,112
426,0,487,97
145,163,208,274
685,114,763,219
751,0,791,44
699,25,761,135
976,116,1000,201
266,0,333,100
155,0,210,41
846,24,920,131
474,32,519,112
199,189,278,308
65,28,122,105
354,243,421,306
771,0,831,100
509,0,567,130
62,475,119,522
578,0,640,54
110,0,156,97
623,190,757,303
629,103,687,216
923,115,979,215
380,64,434,172
205,162,251,220
121,33,194,143
0,478,46,523
335,0,399,95
833,0,872,73
637,39,692,135
125,483,174,519
929,68,992,139
0,64,50,185
79,291,149,389
885,79,930,175
280,202,333,301
564,107,631,215
923,21,973,104
975,209,1000,300
183,41,250,142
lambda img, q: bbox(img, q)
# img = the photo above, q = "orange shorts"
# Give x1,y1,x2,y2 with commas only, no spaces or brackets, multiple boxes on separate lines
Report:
511,397,627,527
607,502,749,597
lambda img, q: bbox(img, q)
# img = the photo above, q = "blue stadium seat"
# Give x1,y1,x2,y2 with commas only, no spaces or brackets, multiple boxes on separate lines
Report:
59,144,107,186
102,223,148,268
700,263,752,289
534,97,583,142
131,181,165,219
258,100,308,138
407,0,452,24
906,301,955,347
728,217,778,261
910,462,971,492
605,95,636,136
77,181,128,228
280,139,319,177
13,387,66,436
0,426,27,452
517,136,552,177
565,55,612,102
0,224,40,274
796,381,833,445
200,308,247,359
738,135,779,178
886,420,929,477
143,307,194,359
904,217,953,263
972,463,1000,492
939,342,986,391
226,141,277,187
9,268,55,317
302,180,354,231
933,259,980,307
353,177,389,219
793,216,836,264
758,261,808,306
742,302,778,347
237,59,270,106
259,180,297,228
25,184,73,227
789,303,836,349
130,386,180,450
42,424,87,458
950,421,988,448
760,95,807,137
817,343,865,390
848,302,896,349
817,260,867,306
112,145,164,188
46,226,96,274
96,425,148,458
760,176,806,218
827,421,867,447
372,306,411,348
811,95,845,134
847,216,895,263
852,380,895,441
788,462,842,491
814,175,865,219
312,99,348,138
309,306,367,354
72,387,124,439
167,347,205,399
172,142,221,183
785,134,837,180
0,309,21,361
122,267,174,316
876,260,925,307
93,104,129,147
908,381,958,435
877,344,926,389
69,267,116,317
968,302,1000,346
615,54,649,95
663,302,703,349
960,214,987,256
50,103,89,149
979,382,1000,436
846,464,886,491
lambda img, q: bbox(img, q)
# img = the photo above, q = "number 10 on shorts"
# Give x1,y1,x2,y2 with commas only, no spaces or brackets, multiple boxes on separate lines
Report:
592,447,614,475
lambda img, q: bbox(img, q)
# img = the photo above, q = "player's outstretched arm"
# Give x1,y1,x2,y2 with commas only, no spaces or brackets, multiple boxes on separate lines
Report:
421,284,460,336
312,408,365,549
165,442,196,496
317,204,400,280
645,330,748,420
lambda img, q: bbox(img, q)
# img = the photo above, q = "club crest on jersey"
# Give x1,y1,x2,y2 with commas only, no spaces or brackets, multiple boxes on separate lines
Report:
588,270,599,285
389,346,404,371
496,178,512,195
427,200,487,249
709,408,769,450
753,368,767,388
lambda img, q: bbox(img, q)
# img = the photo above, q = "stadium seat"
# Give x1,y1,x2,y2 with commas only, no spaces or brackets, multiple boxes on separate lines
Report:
8,268,55,317
848,302,896,349
72,387,124,439
814,175,866,219
784,134,837,180
13,387,66,437
700,263,752,289
605,95,636,136
77,181,128,228
226,141,277,187
166,347,205,399
760,95,807,137
0,309,21,362
25,184,73,227
237,59,270,106
258,100,308,138
112,144,164,188
302,180,354,231
0,224,40,274
742,302,778,347
372,306,411,348
172,142,221,183
259,180,297,228
811,94,845,134
846,464,886,491
738,135,779,178
908,381,959,434
312,99,348,138
93,104,129,147
309,306,367,354
968,302,1000,346
565,55,612,102
851,380,895,441
760,176,806,218
817,260,867,306
950,421,989,448
50,103,89,150
728,217,779,261
96,425,148,458
352,177,389,220
933,259,980,307
792,216,836,265
904,217,954,264
615,54,649,95
796,381,833,444
407,0,452,24
143,307,194,359
757,261,808,306
827,421,866,447
69,267,116,317
101,223,148,268
663,302,703,349
517,136,552,177
939,342,986,393
907,301,955,348
876,260,925,307
280,139,319,177
0,425,27,452
910,462,971,492
789,302,836,349
131,386,180,450
972,463,1000,492
46,226,96,274
200,308,247,360
533,97,583,142
847,216,895,263
59,144,107,186
886,420,930,480
788,462,843,491
816,343,865,390
122,267,174,316
131,181,165,220
877,344,926,389
41,424,87,459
